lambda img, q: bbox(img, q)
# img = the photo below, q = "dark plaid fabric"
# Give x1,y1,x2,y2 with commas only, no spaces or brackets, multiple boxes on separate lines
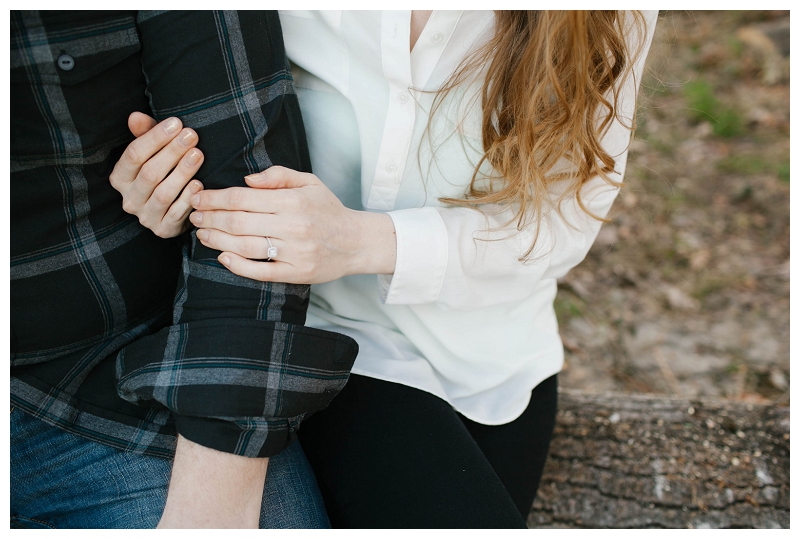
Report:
10,10,358,458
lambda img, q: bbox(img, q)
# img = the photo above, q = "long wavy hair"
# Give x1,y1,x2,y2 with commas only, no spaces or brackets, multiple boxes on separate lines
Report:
434,11,647,259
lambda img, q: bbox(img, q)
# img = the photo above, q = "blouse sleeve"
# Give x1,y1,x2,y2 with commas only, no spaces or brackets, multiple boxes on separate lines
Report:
379,10,658,311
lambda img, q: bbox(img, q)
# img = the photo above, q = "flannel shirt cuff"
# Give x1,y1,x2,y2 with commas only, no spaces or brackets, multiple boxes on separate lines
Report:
116,318,358,457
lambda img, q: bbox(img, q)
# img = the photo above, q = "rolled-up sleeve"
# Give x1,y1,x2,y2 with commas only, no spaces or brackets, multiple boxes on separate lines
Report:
115,11,358,458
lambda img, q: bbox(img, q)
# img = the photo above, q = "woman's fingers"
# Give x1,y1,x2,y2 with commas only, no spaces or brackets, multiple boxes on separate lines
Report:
139,143,203,215
128,111,158,137
196,229,280,261
165,180,205,226
111,116,183,189
144,179,204,238
138,144,203,237
125,128,199,209
190,209,281,237
109,113,204,239
244,166,318,189
192,186,291,214
191,166,320,212
189,169,366,285
217,252,299,284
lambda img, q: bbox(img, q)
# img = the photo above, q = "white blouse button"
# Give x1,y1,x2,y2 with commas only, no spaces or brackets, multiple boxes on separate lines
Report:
397,91,409,104
385,161,398,174
431,32,443,44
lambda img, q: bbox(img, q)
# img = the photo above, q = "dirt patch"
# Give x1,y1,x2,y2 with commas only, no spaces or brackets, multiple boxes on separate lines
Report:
557,11,790,404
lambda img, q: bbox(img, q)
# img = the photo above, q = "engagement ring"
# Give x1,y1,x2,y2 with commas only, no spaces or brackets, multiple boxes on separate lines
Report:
266,236,278,261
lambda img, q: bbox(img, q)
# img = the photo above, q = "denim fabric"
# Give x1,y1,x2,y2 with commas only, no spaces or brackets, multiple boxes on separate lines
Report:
10,408,330,529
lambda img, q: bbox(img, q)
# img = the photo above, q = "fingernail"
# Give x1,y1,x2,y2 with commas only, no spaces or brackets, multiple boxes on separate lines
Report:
245,173,263,183
191,194,200,207
196,229,209,241
185,149,201,166
163,117,181,135
190,211,203,224
191,181,203,192
178,129,196,147
220,255,231,266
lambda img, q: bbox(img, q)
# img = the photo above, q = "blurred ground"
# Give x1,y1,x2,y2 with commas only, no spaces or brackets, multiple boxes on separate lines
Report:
557,11,790,404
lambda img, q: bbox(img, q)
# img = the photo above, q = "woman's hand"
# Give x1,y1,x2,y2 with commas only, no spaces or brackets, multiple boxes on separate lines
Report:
109,112,205,238
191,166,397,284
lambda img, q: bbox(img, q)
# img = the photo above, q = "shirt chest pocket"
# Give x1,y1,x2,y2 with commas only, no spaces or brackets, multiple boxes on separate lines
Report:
10,11,141,86
10,11,150,164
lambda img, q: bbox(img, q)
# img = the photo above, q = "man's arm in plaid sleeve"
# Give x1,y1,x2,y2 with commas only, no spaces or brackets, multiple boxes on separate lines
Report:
117,9,356,457
113,10,357,527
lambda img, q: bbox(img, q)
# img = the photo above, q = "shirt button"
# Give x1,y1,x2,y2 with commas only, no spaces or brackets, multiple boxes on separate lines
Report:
397,92,409,104
57,54,74,71
385,161,398,174
431,32,443,44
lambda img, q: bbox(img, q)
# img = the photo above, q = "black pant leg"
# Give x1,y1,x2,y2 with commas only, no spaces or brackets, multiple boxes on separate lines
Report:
297,375,527,529
459,374,559,518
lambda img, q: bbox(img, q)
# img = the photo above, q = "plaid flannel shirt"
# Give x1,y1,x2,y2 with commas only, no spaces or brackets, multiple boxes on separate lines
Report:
10,10,358,458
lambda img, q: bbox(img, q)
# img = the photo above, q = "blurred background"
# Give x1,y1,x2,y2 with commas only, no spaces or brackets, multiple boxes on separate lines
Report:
556,11,790,404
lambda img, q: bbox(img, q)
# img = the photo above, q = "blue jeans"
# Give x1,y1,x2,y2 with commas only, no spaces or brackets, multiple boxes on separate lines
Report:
10,407,330,529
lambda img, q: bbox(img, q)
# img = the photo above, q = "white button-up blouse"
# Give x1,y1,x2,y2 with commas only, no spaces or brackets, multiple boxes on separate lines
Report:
280,10,657,424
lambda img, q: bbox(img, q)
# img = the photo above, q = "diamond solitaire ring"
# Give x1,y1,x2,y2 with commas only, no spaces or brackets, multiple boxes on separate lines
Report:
266,236,278,261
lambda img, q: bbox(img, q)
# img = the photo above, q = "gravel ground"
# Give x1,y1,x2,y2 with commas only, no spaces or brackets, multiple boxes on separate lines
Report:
556,10,790,404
